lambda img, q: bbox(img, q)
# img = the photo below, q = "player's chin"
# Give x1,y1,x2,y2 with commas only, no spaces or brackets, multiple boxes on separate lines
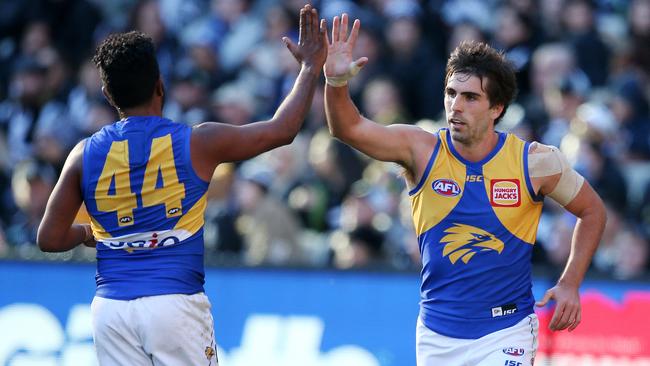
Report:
449,129,468,143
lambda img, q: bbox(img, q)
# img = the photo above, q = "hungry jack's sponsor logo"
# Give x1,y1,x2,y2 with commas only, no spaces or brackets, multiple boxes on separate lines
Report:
490,179,521,207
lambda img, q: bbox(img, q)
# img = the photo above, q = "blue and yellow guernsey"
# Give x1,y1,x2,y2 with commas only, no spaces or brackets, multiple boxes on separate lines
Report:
409,128,543,339
82,116,209,300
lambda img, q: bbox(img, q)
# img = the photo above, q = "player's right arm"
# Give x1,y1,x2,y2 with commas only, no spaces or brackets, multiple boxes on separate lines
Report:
191,5,327,181
323,14,435,173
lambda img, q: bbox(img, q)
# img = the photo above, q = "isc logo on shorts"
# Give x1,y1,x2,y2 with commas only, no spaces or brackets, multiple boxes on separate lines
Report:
490,179,521,207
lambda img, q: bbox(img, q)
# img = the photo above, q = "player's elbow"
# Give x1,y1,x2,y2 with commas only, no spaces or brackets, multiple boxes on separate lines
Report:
36,227,61,252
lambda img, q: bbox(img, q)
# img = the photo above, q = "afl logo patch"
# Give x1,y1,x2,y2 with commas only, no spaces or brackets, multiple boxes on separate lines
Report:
167,207,181,216
490,179,521,207
432,179,461,197
503,347,525,356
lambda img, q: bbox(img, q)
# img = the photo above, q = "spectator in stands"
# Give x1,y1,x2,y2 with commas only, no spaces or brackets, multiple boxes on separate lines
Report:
235,161,304,266
611,227,649,280
361,77,410,126
5,160,55,246
330,225,385,269
0,57,73,168
561,0,611,86
610,74,650,160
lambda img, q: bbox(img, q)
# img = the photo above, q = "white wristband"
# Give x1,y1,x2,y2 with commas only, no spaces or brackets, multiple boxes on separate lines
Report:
325,61,363,87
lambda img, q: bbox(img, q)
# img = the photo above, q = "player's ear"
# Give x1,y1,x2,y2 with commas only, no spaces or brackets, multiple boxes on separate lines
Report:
490,104,504,121
155,77,164,98
101,86,118,109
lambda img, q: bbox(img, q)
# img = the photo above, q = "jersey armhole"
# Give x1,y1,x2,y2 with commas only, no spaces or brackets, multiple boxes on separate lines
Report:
183,126,210,187
523,141,544,203
408,133,441,196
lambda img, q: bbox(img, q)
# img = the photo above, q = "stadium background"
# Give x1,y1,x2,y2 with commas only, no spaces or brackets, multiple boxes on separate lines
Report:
0,0,649,365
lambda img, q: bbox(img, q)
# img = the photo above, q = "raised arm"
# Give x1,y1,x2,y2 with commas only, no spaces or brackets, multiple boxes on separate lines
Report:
323,14,434,172
191,5,328,180
530,143,606,332
37,140,95,252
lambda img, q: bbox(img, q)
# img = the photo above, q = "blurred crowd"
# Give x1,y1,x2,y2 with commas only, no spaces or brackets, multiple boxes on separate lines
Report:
0,0,648,279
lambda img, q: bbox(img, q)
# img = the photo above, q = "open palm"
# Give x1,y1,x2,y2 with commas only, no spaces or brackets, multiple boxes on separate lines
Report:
325,14,368,79
283,4,327,70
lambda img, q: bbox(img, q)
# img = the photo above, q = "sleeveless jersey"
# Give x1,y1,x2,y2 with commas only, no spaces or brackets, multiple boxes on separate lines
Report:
82,116,209,300
409,128,543,339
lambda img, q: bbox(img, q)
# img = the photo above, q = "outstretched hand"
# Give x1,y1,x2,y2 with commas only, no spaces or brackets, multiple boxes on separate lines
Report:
535,282,582,332
324,13,368,85
282,4,328,70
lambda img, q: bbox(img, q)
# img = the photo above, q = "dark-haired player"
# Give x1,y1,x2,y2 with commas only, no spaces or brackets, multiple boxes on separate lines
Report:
323,14,606,365
37,4,327,365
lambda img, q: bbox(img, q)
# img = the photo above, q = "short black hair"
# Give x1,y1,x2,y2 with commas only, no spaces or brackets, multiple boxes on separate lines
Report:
445,41,517,124
92,31,160,109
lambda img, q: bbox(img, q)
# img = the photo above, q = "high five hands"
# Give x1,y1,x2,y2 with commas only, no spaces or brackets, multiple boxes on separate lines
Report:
283,7,367,85
282,4,328,71
324,13,368,87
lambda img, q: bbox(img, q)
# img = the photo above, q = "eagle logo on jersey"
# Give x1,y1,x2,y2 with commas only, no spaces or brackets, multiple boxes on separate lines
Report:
440,223,504,264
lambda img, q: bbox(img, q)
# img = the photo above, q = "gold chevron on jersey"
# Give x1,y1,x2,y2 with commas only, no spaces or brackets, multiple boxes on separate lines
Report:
440,223,504,264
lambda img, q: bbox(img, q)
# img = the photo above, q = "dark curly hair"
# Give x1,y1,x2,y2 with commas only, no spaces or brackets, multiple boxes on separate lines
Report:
445,41,517,125
92,31,160,110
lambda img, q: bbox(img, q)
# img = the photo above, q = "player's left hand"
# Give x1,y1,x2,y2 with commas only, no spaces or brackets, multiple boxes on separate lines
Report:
535,282,581,331
324,13,368,83
282,4,328,70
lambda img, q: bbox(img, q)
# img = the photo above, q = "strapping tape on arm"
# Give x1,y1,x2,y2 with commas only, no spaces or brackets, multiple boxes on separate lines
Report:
529,145,584,206
326,61,363,87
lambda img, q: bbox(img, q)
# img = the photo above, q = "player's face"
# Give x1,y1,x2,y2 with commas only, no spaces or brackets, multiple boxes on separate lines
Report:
444,73,501,146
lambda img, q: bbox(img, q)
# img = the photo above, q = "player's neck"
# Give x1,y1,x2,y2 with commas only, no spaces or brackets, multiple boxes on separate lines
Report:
119,103,162,120
451,130,499,163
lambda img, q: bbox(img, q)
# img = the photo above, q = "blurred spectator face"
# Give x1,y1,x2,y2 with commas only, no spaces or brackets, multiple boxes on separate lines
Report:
495,7,529,48
134,0,165,44
540,0,564,27
564,0,593,33
362,78,403,125
172,80,206,110
212,0,247,23
21,22,51,56
448,22,484,54
355,29,381,63
573,140,603,181
42,49,68,96
543,84,584,120
11,68,47,105
308,131,336,178
265,5,293,41
11,161,55,220
386,17,420,56
190,45,219,73
80,59,102,95
531,45,574,95
235,179,265,213
614,230,649,279
35,134,66,165
267,143,306,184
509,0,536,13
630,0,650,36
211,84,255,126
340,194,376,232
610,96,633,124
